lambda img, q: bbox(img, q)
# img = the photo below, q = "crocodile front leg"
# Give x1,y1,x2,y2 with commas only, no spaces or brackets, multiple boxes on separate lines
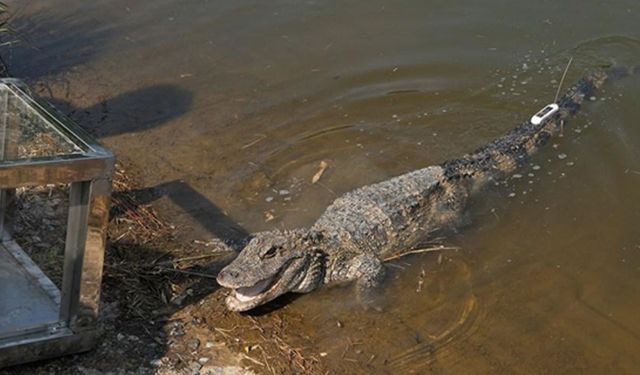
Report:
346,253,386,309
349,253,385,288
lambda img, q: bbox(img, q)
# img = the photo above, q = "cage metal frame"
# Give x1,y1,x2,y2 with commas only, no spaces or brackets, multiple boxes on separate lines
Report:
0,78,114,367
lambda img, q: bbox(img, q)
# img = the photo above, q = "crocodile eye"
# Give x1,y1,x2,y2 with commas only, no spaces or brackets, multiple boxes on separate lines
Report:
262,246,278,259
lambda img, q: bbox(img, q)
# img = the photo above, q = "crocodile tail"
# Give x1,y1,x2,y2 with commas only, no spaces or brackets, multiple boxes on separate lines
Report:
441,69,609,188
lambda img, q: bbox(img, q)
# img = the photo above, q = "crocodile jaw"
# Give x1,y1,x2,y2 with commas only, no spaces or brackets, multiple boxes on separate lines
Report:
234,278,273,302
220,259,308,312
224,277,279,311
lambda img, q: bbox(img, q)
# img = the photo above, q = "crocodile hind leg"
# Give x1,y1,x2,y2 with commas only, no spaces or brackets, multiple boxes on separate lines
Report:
348,253,386,310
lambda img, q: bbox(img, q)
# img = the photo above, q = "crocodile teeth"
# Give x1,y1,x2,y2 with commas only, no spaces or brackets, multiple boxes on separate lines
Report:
235,278,273,302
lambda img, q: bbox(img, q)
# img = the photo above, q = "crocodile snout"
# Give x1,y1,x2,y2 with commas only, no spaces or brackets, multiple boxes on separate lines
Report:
216,268,240,286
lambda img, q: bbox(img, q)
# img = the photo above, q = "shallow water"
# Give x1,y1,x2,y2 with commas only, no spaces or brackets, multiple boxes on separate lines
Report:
5,0,640,373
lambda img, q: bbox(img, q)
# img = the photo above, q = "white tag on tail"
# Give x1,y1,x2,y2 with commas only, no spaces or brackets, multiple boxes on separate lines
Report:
530,103,559,125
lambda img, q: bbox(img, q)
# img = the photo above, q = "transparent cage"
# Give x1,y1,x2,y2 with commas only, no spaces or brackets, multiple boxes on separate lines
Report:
0,78,114,367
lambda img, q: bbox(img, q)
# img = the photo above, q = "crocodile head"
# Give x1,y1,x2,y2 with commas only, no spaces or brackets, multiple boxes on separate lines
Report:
216,229,325,311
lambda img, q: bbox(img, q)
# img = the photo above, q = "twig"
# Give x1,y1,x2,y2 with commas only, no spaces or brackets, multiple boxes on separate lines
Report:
241,353,265,367
213,327,233,339
316,181,336,196
242,134,267,149
554,56,574,103
386,263,406,270
155,253,228,266
155,267,218,279
260,347,276,375
383,246,460,262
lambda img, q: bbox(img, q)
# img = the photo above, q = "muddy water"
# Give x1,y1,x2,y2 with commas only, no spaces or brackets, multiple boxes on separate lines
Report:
5,0,640,373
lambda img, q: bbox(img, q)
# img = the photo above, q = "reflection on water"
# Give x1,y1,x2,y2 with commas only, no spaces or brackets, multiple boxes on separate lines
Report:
5,0,640,373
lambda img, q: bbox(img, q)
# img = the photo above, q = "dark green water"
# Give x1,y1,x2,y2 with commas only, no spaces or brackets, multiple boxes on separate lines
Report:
6,0,640,373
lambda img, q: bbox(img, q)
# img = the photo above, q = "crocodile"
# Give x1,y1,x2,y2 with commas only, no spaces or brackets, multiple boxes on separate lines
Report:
217,68,618,312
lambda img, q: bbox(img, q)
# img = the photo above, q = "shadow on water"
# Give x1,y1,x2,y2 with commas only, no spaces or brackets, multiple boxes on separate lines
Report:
113,179,250,249
2,10,112,80
44,85,194,138
153,180,250,249
0,6,194,138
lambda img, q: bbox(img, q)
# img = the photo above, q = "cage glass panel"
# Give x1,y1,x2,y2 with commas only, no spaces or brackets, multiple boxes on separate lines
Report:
0,183,70,342
13,184,70,288
0,84,83,161
0,242,59,339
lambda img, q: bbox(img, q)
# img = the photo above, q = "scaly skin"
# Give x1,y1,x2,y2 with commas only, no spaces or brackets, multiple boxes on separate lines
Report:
217,69,610,312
